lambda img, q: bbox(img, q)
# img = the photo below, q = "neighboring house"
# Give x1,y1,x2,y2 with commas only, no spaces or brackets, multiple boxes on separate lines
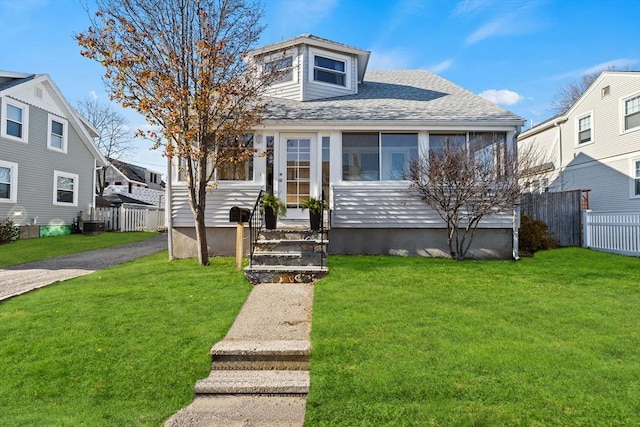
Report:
169,34,525,259
518,71,640,213
103,158,164,205
0,71,107,237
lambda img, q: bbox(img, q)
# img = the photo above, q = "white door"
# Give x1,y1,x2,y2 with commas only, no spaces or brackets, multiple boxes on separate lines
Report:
276,134,317,220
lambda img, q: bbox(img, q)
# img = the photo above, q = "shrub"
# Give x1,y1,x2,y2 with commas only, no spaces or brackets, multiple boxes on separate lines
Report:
0,217,20,245
519,214,559,257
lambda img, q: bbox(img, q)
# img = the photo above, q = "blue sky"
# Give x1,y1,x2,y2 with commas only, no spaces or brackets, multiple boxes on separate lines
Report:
1,0,639,175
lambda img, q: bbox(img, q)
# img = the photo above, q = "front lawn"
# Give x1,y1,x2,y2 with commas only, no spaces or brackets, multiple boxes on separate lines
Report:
0,253,251,426
0,232,158,267
306,248,640,426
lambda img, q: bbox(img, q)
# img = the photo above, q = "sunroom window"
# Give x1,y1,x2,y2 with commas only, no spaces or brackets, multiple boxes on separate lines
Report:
342,133,418,181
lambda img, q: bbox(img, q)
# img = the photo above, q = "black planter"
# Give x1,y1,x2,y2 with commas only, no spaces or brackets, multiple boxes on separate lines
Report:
264,206,277,229
309,211,321,231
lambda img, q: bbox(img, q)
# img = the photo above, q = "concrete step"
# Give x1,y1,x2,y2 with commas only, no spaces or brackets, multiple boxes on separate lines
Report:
211,339,310,370
244,266,329,285
195,370,309,396
251,251,325,267
254,239,327,254
165,395,306,427
260,229,328,241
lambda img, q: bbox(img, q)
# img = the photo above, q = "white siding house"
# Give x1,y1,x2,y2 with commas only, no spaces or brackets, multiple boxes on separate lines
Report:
0,71,107,237
518,71,640,213
169,34,525,259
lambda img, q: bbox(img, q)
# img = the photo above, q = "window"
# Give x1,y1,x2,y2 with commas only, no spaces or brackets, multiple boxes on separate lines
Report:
342,133,418,181
577,114,592,144
1,98,29,142
634,160,640,197
53,171,78,206
310,49,349,88
216,134,254,181
0,160,18,203
322,136,330,199
48,114,68,152
266,56,293,84
429,134,466,153
624,94,640,132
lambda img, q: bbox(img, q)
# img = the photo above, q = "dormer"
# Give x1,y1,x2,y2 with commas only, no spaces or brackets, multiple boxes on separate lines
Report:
250,34,370,102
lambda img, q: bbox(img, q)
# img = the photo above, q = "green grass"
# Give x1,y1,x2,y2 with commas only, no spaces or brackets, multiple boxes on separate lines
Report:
0,232,158,267
0,253,251,426
306,248,640,426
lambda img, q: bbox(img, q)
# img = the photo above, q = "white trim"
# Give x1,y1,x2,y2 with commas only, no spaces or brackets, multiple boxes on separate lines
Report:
631,158,640,199
308,47,351,90
0,160,18,203
620,92,640,135
53,170,79,206
47,113,69,153
263,49,298,88
575,111,593,147
1,97,29,143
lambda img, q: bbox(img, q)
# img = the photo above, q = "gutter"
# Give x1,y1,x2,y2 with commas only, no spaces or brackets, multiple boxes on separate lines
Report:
166,154,174,260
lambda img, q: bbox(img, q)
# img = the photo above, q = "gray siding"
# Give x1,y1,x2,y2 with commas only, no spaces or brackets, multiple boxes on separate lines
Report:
331,185,513,228
171,184,263,227
0,103,96,225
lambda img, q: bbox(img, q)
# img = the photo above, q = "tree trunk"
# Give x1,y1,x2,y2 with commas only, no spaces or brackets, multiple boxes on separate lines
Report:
194,207,209,266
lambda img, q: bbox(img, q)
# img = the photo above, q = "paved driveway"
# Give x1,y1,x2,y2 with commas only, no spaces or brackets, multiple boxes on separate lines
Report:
0,234,167,301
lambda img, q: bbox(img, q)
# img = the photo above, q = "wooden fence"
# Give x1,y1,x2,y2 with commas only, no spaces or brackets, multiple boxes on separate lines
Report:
95,203,165,232
520,190,583,247
583,211,640,256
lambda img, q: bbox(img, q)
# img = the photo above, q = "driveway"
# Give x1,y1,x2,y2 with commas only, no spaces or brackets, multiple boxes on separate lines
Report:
0,234,167,302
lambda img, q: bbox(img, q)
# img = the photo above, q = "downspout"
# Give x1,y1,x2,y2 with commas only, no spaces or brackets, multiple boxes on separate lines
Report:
555,120,564,190
512,128,521,260
166,155,174,260
92,159,97,220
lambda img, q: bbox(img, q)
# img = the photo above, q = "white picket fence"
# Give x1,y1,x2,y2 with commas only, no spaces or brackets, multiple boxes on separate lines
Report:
96,203,166,232
583,211,640,256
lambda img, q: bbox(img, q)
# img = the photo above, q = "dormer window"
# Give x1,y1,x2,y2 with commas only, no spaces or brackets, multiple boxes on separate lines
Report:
309,48,350,89
266,56,294,84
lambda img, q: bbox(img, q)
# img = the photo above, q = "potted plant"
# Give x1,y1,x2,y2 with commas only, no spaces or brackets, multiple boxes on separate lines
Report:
262,192,286,229
301,197,324,231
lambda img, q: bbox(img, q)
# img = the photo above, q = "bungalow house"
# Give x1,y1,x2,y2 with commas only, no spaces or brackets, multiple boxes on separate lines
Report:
518,71,640,213
0,71,107,237
169,34,525,259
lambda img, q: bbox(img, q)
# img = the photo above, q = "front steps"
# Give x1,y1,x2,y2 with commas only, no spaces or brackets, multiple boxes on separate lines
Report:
244,228,329,285
165,283,313,427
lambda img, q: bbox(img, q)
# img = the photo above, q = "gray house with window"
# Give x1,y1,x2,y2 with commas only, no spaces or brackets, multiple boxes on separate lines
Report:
518,71,640,212
0,71,107,237
169,34,525,259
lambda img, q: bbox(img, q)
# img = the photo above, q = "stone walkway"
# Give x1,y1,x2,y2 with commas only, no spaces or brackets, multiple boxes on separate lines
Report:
165,283,314,427
0,234,167,301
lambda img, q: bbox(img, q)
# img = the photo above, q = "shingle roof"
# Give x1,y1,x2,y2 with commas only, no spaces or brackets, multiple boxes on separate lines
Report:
263,69,524,124
109,158,147,184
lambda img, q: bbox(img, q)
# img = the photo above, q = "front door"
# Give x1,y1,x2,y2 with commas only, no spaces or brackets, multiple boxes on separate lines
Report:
276,134,317,220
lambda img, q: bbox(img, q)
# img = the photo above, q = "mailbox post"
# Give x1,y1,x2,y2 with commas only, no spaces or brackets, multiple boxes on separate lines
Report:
229,207,250,271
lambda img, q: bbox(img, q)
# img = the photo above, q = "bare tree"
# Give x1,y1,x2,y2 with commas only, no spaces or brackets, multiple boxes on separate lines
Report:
76,98,131,196
77,0,285,265
409,134,539,260
550,68,615,114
